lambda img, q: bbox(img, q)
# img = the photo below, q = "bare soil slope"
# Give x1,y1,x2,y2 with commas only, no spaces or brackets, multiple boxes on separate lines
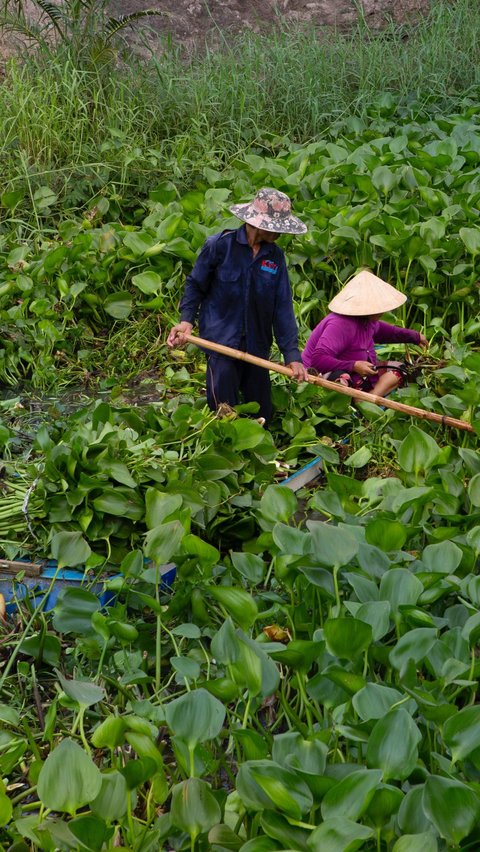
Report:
1,0,430,62
111,0,430,52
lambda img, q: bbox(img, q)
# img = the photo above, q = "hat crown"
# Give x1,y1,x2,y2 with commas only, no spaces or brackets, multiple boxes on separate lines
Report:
229,187,307,235
328,270,407,316
250,188,293,217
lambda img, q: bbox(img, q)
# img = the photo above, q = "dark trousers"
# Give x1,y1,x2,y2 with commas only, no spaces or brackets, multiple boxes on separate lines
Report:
206,354,272,424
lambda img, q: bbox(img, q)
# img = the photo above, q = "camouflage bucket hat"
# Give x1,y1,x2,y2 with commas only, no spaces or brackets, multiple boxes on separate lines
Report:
229,187,307,235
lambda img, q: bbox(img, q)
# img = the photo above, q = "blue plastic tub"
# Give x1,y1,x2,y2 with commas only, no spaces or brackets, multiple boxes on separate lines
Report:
1,560,177,615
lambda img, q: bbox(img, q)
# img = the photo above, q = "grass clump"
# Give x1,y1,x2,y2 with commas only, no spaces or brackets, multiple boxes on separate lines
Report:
0,0,479,228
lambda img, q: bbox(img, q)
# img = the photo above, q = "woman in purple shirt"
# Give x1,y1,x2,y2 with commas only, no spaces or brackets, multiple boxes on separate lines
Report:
302,271,428,398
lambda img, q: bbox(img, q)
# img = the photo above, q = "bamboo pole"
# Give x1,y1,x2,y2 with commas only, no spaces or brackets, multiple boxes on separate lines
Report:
183,333,475,434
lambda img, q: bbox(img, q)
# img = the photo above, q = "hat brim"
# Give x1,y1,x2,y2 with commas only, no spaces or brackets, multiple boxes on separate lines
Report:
328,290,406,316
229,203,307,235
328,270,407,316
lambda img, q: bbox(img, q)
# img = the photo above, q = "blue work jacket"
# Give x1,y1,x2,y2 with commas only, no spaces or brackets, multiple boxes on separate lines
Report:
179,225,301,363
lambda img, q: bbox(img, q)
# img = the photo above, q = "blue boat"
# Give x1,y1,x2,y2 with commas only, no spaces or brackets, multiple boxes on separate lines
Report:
0,560,177,615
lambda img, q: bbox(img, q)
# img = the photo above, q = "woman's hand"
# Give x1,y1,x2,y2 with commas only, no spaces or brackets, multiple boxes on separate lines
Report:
287,361,308,382
167,321,193,348
353,360,378,377
418,333,428,348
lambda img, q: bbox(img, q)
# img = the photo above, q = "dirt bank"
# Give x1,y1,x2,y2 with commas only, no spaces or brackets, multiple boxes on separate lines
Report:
1,0,430,63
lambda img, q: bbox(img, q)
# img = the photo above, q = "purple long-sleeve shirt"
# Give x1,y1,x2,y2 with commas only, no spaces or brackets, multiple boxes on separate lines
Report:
302,313,421,374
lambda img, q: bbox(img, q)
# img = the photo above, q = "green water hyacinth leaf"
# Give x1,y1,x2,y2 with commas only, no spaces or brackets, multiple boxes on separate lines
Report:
56,671,105,707
171,655,201,681
0,790,12,827
379,569,423,613
468,473,480,507
210,617,239,664
52,588,100,634
354,600,391,641
443,705,480,763
68,814,110,851
103,291,132,319
272,732,327,777
91,716,126,749
397,784,435,836
389,627,437,672
145,490,183,528
230,633,280,697
171,622,202,639
461,611,480,645
372,165,398,194
164,688,225,748
38,739,102,815
237,760,312,819
321,769,382,821
240,839,278,852
231,419,268,450
459,226,480,255
344,446,372,468
365,518,407,551
259,485,298,524
100,461,137,488
209,586,258,630
307,521,359,568
323,667,366,696
121,757,157,789
122,231,157,256
144,520,185,564
125,732,163,771
50,530,92,568
353,683,415,721
423,775,480,845
271,733,329,800
391,485,434,515
392,832,438,852
182,534,219,565
422,540,463,573
171,778,221,842
324,617,372,660
366,784,403,827
131,270,163,294
230,551,266,584
398,426,441,475
259,811,310,851
307,817,374,851
93,487,144,520
272,522,310,556
269,639,325,671
208,823,243,849
366,707,421,780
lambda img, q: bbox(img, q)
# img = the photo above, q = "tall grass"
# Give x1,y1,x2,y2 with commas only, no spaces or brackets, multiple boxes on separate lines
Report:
0,0,479,227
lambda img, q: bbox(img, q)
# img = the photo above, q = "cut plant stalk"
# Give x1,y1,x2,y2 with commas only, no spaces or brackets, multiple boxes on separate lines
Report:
183,334,475,433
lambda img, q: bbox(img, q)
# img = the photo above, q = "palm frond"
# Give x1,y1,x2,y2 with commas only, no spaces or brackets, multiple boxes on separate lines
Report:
0,11,50,44
103,8,168,42
34,0,66,34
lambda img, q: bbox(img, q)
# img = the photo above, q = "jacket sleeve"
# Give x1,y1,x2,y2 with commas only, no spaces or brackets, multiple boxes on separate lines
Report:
305,317,357,373
373,321,421,345
272,258,301,363
179,236,218,324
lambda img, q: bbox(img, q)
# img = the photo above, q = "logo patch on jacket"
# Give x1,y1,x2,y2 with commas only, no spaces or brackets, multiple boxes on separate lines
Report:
261,259,278,275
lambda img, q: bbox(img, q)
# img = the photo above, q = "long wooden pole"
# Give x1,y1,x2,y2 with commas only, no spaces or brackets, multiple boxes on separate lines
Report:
183,333,475,434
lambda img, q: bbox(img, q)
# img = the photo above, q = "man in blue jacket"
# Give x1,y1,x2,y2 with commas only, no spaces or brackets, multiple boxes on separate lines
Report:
167,187,307,425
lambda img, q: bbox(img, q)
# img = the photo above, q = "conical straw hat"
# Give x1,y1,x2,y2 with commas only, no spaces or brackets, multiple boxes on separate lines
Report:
328,270,407,316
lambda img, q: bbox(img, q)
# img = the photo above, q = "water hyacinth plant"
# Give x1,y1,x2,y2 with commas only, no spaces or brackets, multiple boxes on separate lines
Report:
0,2,479,847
